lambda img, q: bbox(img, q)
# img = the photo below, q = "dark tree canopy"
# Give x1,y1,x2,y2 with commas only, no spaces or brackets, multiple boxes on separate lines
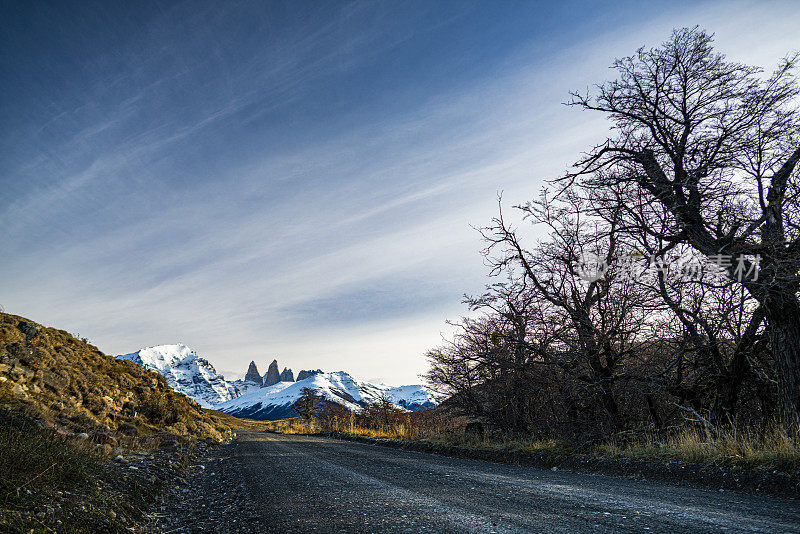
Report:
566,27,800,426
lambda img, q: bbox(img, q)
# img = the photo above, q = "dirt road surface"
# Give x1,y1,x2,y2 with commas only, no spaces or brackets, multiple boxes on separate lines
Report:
148,431,800,533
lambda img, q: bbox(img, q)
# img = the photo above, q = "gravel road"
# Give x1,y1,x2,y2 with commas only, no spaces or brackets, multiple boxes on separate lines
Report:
149,431,800,533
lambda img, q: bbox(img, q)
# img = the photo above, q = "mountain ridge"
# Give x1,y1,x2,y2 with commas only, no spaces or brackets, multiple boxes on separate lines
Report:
215,370,443,420
116,345,444,419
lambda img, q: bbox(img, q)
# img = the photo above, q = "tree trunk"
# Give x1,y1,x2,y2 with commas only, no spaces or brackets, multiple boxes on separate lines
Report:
766,303,800,431
596,379,621,432
718,305,764,423
645,393,662,429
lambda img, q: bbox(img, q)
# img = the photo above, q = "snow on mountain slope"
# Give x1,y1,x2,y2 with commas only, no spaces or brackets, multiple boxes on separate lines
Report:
229,379,262,397
117,344,239,408
215,371,443,420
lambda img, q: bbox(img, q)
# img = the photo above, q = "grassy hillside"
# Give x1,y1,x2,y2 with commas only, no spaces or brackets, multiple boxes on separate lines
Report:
0,312,243,532
0,312,232,440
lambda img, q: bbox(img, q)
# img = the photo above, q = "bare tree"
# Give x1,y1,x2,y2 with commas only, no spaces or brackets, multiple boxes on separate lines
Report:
425,279,560,433
480,191,652,435
293,388,325,420
565,27,800,426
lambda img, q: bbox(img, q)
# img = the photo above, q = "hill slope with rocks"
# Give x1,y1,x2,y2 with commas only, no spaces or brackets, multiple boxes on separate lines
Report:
0,313,232,441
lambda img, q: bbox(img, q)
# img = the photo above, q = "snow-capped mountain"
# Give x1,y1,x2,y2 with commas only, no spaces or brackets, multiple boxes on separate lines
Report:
117,344,239,408
228,360,265,397
215,370,443,420
117,349,444,418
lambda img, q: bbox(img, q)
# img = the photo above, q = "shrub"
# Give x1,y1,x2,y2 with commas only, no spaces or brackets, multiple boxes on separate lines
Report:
138,392,170,424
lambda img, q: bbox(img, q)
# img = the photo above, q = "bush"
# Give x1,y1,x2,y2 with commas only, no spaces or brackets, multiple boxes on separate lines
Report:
138,392,170,423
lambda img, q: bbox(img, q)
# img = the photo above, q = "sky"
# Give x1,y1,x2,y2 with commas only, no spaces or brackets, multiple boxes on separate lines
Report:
2,1,799,384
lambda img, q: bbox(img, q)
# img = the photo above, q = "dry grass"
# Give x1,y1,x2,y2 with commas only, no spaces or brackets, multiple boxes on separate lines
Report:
0,413,104,505
263,417,574,456
264,416,800,470
204,410,274,432
265,416,434,441
0,409,121,532
598,423,800,470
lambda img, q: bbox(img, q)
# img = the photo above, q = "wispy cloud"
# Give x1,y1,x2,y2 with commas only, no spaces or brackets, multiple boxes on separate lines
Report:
2,0,798,383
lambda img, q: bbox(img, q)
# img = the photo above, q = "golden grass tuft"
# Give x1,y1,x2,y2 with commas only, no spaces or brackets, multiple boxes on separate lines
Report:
598,423,800,470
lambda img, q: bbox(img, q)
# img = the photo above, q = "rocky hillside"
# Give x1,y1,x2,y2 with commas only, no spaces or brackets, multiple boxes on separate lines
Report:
0,313,232,442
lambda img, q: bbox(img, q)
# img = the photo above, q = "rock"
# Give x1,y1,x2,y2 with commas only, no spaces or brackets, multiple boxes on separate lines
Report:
263,359,280,386
40,420,56,430
279,368,294,382
95,443,114,455
114,455,125,462
296,369,323,381
118,423,139,436
10,365,34,382
244,361,263,385
41,370,69,393
17,321,39,342
76,432,90,440
92,433,118,446
159,439,180,451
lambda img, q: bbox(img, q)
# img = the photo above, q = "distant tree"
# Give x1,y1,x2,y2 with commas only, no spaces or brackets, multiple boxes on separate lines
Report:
565,27,800,427
359,395,407,429
293,388,325,420
426,280,547,433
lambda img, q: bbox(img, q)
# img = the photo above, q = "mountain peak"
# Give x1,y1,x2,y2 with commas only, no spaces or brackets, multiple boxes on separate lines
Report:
117,344,238,408
279,367,294,382
296,369,323,381
244,361,263,385
264,359,280,386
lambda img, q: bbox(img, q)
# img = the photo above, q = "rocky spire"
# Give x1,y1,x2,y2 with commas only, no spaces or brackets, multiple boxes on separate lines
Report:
263,359,280,386
279,367,294,382
296,369,322,381
244,361,263,385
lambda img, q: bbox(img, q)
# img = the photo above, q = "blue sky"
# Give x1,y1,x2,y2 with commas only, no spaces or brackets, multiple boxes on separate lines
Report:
2,0,799,383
